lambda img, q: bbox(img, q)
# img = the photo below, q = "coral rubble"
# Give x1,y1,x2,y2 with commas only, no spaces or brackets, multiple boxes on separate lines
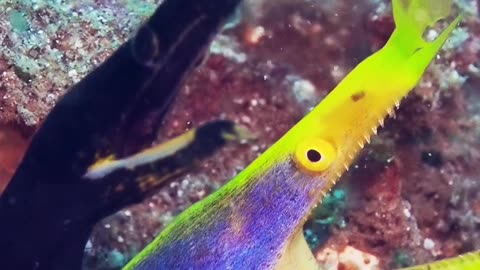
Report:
1,0,479,269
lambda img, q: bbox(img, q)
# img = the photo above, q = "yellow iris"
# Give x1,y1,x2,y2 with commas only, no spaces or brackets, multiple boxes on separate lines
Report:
294,138,336,174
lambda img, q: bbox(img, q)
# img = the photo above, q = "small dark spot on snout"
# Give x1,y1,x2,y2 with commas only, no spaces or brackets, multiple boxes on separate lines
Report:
412,47,422,56
351,91,365,102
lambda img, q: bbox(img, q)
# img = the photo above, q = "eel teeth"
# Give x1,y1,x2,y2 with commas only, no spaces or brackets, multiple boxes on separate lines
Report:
371,126,378,135
364,134,371,144
357,140,365,148
343,163,350,171
394,100,400,109
378,118,384,127
386,107,393,115
387,107,396,118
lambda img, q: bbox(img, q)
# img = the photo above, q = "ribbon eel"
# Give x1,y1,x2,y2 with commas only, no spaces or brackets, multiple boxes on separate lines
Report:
125,1,461,269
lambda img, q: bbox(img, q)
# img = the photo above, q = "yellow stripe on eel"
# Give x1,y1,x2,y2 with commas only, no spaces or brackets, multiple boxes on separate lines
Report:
84,130,196,180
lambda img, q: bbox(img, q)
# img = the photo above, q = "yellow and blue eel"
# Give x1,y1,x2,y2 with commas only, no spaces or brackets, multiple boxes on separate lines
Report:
124,0,476,269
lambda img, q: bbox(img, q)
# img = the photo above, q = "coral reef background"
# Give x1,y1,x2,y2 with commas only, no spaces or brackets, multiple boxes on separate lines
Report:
0,0,479,269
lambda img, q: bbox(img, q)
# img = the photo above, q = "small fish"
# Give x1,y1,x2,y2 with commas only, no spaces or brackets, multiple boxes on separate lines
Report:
84,120,252,180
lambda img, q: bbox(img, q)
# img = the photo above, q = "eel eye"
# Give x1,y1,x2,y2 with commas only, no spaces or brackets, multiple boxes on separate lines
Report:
294,138,336,173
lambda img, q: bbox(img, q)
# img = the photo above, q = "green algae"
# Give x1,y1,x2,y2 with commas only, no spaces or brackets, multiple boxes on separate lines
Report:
313,188,347,228
9,10,29,33
391,249,413,268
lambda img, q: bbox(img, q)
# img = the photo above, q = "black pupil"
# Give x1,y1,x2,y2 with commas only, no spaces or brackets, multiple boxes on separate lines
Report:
307,149,321,162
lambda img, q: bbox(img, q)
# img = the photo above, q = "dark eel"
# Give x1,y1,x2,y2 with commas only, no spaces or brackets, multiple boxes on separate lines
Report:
0,0,243,269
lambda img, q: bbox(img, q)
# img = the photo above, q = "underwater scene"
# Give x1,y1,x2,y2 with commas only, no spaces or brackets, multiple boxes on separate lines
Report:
0,0,479,269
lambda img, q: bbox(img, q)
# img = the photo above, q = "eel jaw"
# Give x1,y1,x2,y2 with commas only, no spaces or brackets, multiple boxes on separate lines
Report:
272,122,386,270
273,4,461,269
275,230,321,270
273,57,408,270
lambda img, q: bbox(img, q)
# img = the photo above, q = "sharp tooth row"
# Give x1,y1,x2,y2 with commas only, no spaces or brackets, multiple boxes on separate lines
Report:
386,107,393,115
357,140,365,148
395,100,400,109
378,118,384,127
390,110,396,119
364,134,371,144
335,100,404,180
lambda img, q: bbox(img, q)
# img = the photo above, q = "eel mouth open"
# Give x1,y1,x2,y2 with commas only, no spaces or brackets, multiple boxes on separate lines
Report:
274,121,386,270
273,10,462,269
275,229,322,270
